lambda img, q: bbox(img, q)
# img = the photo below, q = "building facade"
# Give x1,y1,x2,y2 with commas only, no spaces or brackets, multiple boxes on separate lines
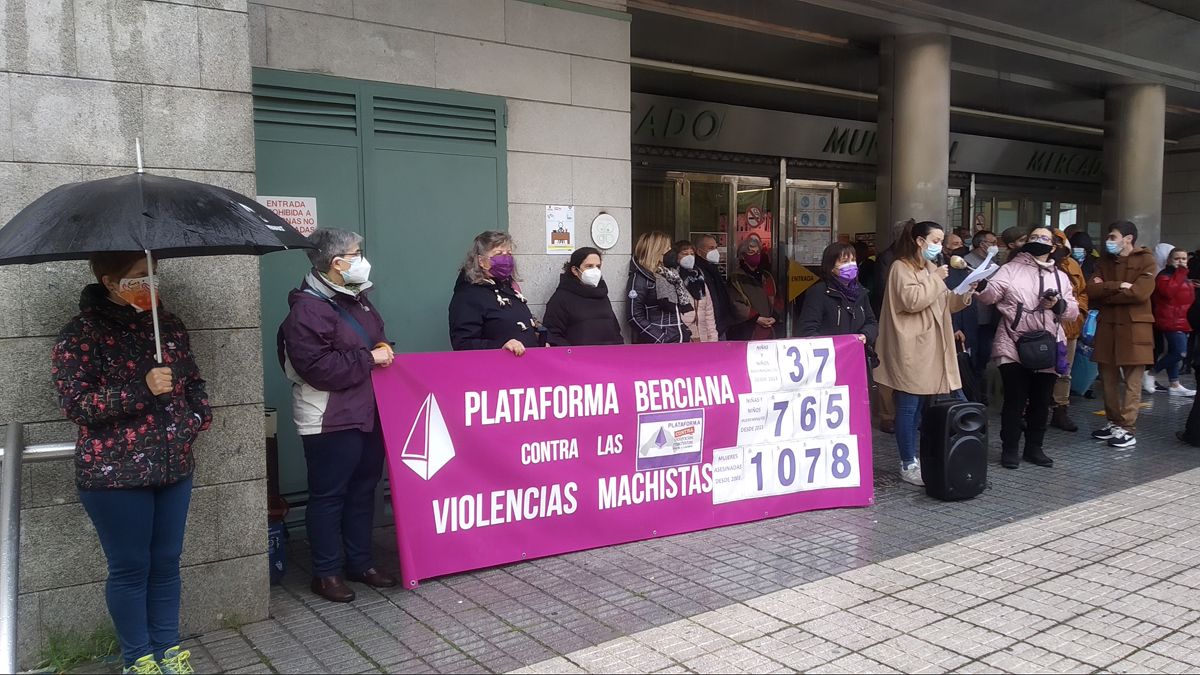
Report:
3,0,1198,665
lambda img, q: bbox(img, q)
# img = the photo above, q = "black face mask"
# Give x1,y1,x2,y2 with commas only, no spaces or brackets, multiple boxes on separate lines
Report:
1022,242,1053,258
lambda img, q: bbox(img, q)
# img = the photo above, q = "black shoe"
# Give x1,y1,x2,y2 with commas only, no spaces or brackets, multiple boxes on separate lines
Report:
1001,448,1020,469
1023,448,1054,467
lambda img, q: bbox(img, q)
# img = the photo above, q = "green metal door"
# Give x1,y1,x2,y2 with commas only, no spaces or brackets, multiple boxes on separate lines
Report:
253,70,507,497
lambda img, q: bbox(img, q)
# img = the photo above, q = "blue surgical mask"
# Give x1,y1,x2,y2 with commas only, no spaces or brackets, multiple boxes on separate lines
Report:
923,242,943,262
1072,247,1086,262
1105,240,1122,256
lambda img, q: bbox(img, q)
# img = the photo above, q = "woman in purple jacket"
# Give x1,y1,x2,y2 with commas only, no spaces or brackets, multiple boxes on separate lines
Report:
278,229,396,603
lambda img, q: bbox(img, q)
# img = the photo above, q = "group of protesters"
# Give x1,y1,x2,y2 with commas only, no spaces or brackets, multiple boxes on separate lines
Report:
47,216,1198,672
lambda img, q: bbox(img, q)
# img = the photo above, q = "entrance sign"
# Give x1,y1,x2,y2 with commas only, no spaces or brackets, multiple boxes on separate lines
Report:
374,338,874,588
256,196,317,236
545,205,576,254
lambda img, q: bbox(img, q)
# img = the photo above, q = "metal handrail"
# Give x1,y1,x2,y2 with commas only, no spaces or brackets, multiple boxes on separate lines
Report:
0,425,75,673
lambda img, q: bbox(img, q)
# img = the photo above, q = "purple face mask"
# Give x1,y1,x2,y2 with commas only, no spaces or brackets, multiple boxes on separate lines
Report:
836,264,859,282
743,253,762,268
488,254,515,280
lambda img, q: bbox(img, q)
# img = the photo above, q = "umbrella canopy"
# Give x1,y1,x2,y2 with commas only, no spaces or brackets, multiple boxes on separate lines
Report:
0,171,313,265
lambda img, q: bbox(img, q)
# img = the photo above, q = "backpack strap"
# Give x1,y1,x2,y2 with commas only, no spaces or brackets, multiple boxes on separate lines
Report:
303,288,373,348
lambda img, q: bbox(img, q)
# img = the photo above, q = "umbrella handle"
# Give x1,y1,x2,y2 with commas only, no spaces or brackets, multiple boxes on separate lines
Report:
146,250,163,364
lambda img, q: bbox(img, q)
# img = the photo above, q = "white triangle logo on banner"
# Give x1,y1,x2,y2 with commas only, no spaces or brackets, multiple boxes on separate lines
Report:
400,394,455,480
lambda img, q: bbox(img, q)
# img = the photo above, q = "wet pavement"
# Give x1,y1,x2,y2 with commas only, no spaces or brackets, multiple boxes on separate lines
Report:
182,387,1200,674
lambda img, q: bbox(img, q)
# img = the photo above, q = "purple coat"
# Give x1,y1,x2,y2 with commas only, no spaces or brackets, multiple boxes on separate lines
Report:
277,275,388,435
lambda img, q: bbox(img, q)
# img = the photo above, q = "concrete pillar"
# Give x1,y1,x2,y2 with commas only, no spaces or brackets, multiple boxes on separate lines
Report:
1102,84,1166,245
876,33,951,248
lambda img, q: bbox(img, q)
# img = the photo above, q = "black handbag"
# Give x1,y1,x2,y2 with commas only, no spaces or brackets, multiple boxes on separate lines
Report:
1012,268,1062,371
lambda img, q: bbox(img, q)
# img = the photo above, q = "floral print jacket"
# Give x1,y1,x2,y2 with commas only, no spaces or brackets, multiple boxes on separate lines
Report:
52,284,212,490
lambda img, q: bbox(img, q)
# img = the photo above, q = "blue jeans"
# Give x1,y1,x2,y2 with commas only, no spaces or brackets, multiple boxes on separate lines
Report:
79,476,193,666
1153,331,1189,382
302,428,386,577
894,390,966,466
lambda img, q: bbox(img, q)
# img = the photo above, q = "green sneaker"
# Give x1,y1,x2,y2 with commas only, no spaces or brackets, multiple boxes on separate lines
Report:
159,646,194,675
124,654,163,674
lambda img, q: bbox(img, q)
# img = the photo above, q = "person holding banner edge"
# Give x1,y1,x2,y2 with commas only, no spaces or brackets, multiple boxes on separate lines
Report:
278,228,398,603
874,220,978,487
450,230,543,355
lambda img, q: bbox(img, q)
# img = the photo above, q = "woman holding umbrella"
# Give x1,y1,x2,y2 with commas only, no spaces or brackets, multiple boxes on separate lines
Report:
278,229,397,603
52,252,211,675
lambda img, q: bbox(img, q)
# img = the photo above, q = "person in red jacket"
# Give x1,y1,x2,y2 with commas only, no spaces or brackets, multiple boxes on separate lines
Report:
1147,247,1197,396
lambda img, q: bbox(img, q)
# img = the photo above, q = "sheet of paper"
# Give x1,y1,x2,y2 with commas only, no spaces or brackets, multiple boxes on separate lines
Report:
952,249,1000,295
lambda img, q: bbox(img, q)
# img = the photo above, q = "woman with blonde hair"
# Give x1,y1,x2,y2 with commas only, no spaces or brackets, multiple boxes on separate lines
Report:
449,230,541,356
627,230,691,343
875,220,976,486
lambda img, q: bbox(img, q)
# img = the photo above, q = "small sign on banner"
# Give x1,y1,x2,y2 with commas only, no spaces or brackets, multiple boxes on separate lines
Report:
546,205,575,254
373,337,874,588
256,196,318,237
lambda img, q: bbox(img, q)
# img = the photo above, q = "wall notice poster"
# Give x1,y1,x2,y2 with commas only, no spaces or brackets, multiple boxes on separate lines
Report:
546,205,576,254
256,196,318,237
789,190,833,264
373,338,874,588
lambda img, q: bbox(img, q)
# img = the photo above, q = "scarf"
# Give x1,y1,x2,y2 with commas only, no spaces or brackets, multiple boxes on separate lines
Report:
682,268,707,301
827,275,861,303
656,267,693,311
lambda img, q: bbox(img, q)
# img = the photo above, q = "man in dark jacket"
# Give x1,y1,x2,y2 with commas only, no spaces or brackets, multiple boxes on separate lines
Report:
692,234,735,338
279,228,397,602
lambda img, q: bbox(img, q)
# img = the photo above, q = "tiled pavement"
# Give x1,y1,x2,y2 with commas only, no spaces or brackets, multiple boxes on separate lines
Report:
183,390,1200,674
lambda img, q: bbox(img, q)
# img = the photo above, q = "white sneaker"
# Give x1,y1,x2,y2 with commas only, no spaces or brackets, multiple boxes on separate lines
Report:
900,461,924,487
1108,427,1137,449
1170,384,1197,397
1144,372,1160,395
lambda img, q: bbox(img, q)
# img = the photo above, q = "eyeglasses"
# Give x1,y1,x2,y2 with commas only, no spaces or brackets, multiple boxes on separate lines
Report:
1029,235,1053,244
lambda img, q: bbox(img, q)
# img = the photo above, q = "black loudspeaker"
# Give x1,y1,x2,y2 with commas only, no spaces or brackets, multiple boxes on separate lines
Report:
920,401,988,501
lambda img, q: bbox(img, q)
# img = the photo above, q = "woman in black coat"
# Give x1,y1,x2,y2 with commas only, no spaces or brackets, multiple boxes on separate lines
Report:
795,242,879,347
543,247,624,346
449,230,541,355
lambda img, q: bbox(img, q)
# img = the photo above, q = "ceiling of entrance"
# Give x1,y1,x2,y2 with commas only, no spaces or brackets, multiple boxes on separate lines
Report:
629,0,1200,150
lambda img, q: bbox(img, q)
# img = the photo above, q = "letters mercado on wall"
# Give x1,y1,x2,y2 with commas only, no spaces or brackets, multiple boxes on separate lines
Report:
632,93,1102,182
373,337,874,588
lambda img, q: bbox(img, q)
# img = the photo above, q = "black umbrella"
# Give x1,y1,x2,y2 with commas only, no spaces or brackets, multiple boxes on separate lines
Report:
0,148,314,361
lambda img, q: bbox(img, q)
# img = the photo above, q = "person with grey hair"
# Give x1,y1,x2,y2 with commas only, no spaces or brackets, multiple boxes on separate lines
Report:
277,228,397,603
449,230,541,355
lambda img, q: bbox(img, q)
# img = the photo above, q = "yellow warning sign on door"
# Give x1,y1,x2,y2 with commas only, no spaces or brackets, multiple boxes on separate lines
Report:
788,259,818,301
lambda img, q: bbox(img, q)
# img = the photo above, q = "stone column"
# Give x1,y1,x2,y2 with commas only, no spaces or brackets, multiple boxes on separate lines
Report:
1102,84,1166,245
876,34,951,248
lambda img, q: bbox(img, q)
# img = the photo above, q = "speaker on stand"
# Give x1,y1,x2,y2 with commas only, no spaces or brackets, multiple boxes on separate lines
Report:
920,400,988,501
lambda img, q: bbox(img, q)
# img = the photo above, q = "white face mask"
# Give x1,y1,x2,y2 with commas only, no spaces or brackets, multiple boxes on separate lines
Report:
580,267,602,287
705,249,721,264
679,254,696,270
337,256,372,285
986,245,999,257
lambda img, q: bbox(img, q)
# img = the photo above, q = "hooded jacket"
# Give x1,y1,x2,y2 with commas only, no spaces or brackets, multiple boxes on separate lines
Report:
976,252,1079,372
52,284,212,490
543,273,624,346
448,272,539,350
1086,247,1157,366
278,272,388,436
1153,266,1194,333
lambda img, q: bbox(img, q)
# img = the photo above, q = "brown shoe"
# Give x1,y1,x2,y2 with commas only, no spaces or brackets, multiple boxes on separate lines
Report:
1051,405,1078,432
347,568,398,588
311,576,355,603
880,419,895,434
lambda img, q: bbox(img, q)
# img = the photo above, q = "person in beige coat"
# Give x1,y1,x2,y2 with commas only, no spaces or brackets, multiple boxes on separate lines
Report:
874,220,976,486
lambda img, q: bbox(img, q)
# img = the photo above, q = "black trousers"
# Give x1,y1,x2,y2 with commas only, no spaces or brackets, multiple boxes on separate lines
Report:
302,427,386,577
1183,395,1200,447
999,363,1057,452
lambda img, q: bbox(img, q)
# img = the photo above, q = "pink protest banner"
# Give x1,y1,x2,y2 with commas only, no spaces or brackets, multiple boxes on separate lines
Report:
374,336,874,588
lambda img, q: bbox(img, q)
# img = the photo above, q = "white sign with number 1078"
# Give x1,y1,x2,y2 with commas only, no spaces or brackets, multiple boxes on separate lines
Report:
711,436,861,504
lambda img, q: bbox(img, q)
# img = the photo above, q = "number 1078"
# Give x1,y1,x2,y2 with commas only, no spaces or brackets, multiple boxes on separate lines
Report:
746,437,861,494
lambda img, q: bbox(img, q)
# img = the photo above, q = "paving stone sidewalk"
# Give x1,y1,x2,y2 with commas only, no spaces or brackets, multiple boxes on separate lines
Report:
182,391,1200,674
